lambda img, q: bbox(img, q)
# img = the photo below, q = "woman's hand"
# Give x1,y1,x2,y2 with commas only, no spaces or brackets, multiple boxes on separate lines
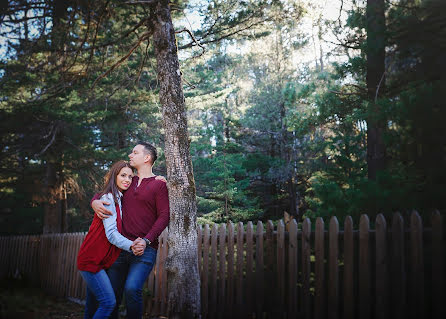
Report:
131,237,145,256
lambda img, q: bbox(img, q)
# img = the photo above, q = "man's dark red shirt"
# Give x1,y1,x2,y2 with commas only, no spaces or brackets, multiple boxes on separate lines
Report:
121,176,169,249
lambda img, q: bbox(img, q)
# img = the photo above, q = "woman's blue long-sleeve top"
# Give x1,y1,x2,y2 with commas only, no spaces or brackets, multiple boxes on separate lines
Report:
101,192,133,252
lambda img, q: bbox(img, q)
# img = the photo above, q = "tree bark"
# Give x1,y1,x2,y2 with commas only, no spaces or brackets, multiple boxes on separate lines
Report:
366,0,386,180
43,160,67,233
152,0,201,318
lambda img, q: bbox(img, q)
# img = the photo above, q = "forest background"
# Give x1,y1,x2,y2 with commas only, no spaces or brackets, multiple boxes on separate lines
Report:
1,0,445,235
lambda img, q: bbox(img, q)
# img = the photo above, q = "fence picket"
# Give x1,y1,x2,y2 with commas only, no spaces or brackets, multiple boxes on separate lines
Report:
343,216,354,319
210,224,218,318
359,214,370,319
218,223,226,318
302,218,311,319
197,224,202,278
202,224,210,318
432,211,444,319
277,220,285,314
328,216,339,319
265,220,274,315
255,221,264,318
315,217,325,319
375,214,388,319
160,230,169,315
288,219,298,319
391,213,406,319
68,234,77,298
410,211,424,319
226,222,234,318
246,221,254,316
75,233,85,300
236,222,244,318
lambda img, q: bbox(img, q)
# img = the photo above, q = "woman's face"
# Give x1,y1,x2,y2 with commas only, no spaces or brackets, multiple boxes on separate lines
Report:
116,167,133,192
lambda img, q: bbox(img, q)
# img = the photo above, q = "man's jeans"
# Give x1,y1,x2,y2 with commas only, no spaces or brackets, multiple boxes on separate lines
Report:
107,247,157,319
80,269,116,319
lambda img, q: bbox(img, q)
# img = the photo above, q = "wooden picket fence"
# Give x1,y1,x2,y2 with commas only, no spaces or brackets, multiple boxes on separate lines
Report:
0,211,444,318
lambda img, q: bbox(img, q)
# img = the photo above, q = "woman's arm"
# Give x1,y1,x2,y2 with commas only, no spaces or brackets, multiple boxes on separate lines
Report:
101,194,133,252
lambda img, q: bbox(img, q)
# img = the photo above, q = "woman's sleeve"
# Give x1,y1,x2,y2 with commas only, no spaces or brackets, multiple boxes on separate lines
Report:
101,194,133,252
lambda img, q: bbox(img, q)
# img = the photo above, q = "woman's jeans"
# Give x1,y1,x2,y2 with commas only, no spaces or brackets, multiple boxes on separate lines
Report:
80,269,116,319
107,247,157,319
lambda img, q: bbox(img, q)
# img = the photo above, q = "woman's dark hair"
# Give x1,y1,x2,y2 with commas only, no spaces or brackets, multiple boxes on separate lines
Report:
98,160,133,204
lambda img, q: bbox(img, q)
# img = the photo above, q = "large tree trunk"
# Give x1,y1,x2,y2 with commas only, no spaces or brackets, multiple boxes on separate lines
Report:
366,0,386,180
152,0,201,318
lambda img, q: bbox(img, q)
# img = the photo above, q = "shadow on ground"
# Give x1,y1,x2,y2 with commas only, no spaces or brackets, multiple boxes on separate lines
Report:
0,278,84,319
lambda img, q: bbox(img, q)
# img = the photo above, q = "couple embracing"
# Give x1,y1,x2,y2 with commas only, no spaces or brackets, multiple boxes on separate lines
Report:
77,142,169,319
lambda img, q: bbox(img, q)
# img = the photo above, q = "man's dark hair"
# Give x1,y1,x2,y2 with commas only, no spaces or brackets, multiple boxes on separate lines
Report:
138,141,158,164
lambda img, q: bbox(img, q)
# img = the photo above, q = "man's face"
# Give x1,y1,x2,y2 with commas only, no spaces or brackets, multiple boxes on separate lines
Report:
128,144,150,169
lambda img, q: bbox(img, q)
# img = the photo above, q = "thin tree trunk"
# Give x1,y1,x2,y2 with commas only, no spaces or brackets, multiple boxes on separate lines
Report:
366,0,386,180
152,0,201,317
42,0,69,233
43,160,66,233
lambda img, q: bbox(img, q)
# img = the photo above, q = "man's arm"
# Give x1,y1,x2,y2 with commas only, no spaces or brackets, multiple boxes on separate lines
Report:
91,193,113,219
144,182,170,243
155,175,167,183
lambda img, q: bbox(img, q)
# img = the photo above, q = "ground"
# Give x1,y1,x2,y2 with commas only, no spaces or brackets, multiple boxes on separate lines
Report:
0,278,84,319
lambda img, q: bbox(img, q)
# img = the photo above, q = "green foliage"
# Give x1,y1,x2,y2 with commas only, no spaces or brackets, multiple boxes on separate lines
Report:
1,0,444,234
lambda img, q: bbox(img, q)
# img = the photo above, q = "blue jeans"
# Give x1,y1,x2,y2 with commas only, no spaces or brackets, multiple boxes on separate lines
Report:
107,247,157,319
80,269,116,319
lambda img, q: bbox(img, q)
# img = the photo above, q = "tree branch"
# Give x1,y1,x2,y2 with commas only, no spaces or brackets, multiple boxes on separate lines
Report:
91,32,151,89
175,28,205,57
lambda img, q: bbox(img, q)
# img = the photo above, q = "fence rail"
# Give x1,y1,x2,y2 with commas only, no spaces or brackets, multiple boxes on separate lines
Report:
0,211,444,318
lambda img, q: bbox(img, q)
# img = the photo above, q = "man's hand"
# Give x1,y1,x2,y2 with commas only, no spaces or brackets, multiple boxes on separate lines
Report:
155,175,167,183
131,237,146,256
92,199,112,220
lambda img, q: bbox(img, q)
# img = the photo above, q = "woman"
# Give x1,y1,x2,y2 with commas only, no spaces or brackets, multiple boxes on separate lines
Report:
77,160,144,319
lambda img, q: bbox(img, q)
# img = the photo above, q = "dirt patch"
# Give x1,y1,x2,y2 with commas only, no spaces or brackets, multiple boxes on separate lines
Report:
0,278,84,319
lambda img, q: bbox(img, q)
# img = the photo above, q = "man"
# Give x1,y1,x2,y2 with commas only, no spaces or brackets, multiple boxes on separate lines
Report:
92,142,169,319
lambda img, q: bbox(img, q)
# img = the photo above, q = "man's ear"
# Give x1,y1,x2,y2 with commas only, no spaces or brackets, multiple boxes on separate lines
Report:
144,154,151,164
